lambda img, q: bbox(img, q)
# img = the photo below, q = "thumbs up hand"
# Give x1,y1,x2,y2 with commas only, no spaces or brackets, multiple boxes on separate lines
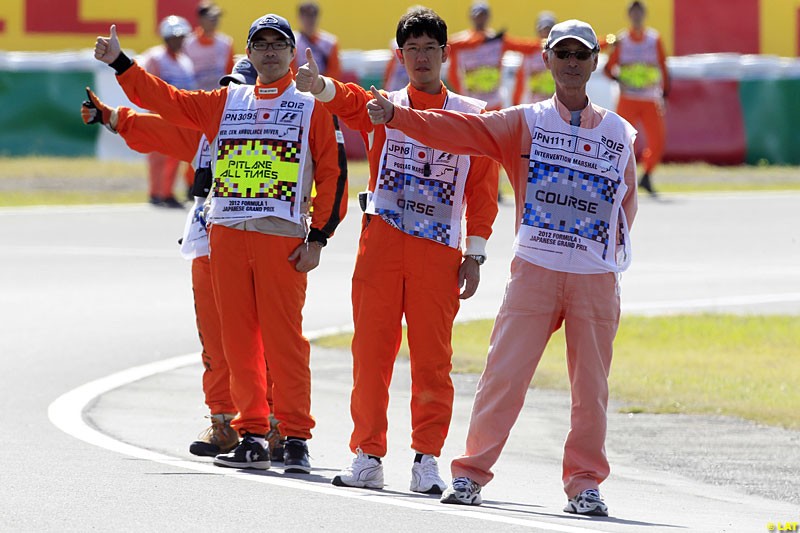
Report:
95,24,121,64
366,86,394,125
81,87,112,126
295,48,325,94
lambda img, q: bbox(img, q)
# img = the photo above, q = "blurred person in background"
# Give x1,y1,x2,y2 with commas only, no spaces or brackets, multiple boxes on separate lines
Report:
448,1,540,203
512,11,557,105
140,15,197,207
448,2,539,111
382,38,410,91
183,1,235,91
604,0,670,196
291,2,341,79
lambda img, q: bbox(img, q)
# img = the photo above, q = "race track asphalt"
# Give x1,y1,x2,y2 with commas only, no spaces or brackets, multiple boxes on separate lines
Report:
1,192,798,532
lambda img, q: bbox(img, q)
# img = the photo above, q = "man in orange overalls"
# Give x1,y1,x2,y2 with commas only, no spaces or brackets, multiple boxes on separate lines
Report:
94,13,347,473
140,15,197,207
80,59,287,461
296,6,499,494
604,0,670,196
447,2,540,111
512,11,556,105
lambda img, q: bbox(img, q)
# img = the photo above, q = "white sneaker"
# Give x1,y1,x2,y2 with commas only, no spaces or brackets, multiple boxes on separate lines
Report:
563,488,609,516
410,454,447,494
440,476,482,505
331,448,384,489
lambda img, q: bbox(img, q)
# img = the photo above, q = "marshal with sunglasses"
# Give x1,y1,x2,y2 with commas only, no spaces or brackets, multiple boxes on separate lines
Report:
550,49,595,61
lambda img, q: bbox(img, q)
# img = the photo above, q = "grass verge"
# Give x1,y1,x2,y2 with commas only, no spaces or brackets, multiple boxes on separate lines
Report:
1,157,800,207
314,314,800,429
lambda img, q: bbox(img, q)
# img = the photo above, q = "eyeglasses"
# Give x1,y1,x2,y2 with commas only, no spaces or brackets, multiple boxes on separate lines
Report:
551,49,595,61
250,40,291,51
400,44,445,57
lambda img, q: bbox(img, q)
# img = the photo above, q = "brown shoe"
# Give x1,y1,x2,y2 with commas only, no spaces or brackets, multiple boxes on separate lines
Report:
267,414,284,462
189,413,239,457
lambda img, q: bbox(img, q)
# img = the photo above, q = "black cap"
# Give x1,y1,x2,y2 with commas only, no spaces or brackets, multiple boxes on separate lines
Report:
247,14,295,47
219,58,258,86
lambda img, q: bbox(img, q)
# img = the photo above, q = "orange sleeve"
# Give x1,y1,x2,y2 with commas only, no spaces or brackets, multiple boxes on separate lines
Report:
115,107,202,163
447,48,463,93
389,106,526,174
116,61,226,141
308,103,348,236
502,35,541,55
322,79,377,133
326,41,342,80
464,153,499,240
604,43,620,79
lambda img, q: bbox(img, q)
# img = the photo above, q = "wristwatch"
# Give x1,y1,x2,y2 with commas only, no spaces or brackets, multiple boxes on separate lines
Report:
466,254,486,266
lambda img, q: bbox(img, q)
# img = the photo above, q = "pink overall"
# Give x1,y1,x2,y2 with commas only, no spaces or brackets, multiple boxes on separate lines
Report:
388,96,638,497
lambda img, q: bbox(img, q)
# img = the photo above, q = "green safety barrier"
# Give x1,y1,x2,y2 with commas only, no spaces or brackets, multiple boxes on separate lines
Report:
0,70,96,156
739,78,800,165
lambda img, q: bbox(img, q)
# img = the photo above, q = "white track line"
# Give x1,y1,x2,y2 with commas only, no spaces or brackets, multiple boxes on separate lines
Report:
48,352,601,533
48,285,800,530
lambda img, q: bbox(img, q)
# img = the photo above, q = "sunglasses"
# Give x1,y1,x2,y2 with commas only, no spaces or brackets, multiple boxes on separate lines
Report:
551,49,595,61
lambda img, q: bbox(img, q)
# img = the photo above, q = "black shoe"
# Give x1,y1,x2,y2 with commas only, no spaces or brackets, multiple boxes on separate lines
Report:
638,173,657,196
283,438,311,474
161,196,185,208
148,195,164,206
213,433,270,470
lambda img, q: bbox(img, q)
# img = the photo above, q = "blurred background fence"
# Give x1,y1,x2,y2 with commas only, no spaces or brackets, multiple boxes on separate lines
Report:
2,49,798,164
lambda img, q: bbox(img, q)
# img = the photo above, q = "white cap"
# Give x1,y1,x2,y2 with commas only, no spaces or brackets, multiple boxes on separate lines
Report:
159,16,192,39
536,11,557,32
545,19,599,51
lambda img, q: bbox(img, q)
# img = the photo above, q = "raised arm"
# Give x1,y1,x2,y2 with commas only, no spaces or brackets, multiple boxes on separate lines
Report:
296,47,377,132
367,86,521,168
94,24,226,141
80,86,201,163
115,108,203,163
503,35,542,55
